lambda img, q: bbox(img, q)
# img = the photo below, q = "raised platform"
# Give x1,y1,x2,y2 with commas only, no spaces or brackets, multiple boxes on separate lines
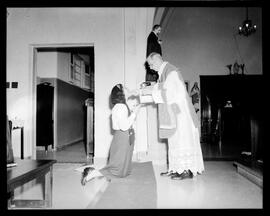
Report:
233,160,263,188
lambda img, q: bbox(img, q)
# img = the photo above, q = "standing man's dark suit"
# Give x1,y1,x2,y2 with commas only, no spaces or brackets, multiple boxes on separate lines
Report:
146,32,162,57
145,25,162,82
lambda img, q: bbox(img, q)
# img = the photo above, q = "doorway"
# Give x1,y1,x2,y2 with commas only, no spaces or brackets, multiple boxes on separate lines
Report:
200,75,263,161
32,44,94,163
200,75,250,160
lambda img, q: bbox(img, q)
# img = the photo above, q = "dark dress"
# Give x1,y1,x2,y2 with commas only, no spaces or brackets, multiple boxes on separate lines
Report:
99,104,135,178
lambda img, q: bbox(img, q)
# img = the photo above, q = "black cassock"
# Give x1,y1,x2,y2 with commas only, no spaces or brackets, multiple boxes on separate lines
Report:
145,31,162,82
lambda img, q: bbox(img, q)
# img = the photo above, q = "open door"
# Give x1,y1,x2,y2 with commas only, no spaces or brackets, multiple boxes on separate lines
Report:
32,44,94,163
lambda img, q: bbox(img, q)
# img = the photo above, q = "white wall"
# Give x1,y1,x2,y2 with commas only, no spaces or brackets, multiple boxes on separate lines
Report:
6,8,155,161
37,52,58,78
161,7,262,89
159,7,262,138
37,51,71,83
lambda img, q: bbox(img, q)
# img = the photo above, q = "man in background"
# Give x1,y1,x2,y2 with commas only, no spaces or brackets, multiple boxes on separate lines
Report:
145,24,162,82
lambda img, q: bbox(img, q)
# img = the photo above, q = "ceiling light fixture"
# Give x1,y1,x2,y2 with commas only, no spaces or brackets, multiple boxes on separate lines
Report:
238,7,257,37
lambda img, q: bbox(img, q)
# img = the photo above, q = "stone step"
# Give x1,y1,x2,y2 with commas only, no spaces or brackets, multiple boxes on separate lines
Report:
233,161,263,188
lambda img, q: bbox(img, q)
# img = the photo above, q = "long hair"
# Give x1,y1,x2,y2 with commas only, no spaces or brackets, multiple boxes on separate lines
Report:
110,84,126,106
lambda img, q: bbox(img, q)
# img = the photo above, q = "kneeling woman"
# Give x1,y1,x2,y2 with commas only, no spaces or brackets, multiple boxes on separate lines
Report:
81,84,141,185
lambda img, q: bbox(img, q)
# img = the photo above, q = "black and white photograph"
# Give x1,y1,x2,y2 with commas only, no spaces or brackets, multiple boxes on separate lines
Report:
4,0,264,212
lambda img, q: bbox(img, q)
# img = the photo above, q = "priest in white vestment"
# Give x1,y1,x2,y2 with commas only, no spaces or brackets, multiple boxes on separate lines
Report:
144,52,204,180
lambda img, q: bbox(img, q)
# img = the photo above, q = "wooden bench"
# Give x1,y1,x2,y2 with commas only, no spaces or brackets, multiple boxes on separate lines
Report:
7,159,56,209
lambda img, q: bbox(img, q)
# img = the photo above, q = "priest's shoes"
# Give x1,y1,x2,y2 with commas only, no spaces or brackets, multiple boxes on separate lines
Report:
171,170,193,180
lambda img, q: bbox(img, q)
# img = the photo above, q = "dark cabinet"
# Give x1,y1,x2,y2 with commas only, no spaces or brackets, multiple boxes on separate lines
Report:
200,75,263,161
85,97,94,158
7,116,14,164
36,83,54,151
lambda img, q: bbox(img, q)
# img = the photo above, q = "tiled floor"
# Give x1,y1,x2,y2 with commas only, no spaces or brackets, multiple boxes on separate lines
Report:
153,162,262,209
52,163,108,209
16,142,262,209
36,142,92,163
14,162,262,209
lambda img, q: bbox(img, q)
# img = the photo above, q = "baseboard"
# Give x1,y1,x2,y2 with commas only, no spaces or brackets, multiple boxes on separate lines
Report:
36,146,54,151
56,139,83,151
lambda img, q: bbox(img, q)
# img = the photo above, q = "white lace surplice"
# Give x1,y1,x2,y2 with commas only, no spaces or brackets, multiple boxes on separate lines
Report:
152,71,204,175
